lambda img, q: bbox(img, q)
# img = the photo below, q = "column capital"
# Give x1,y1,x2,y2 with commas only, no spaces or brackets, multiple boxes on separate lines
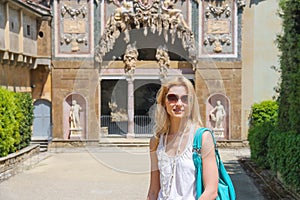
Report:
126,75,135,82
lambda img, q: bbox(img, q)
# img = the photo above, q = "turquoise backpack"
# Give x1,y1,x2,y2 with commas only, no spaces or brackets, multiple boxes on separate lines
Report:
193,128,236,200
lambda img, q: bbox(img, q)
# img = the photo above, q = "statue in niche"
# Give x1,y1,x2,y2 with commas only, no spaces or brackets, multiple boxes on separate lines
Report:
210,100,226,129
69,100,82,129
108,101,128,121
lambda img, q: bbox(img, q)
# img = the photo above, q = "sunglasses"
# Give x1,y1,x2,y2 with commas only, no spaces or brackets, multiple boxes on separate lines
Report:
166,94,189,104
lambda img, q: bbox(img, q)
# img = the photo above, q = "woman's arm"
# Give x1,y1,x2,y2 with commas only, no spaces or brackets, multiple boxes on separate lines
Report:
199,131,219,200
146,137,160,200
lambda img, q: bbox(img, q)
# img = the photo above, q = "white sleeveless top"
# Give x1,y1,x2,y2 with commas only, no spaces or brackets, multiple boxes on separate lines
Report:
156,126,196,200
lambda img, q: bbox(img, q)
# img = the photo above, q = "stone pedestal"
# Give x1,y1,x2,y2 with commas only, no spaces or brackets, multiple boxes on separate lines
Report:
69,128,82,139
213,128,225,138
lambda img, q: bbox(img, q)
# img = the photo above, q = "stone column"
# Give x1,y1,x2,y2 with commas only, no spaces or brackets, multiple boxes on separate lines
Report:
127,77,135,138
98,77,103,139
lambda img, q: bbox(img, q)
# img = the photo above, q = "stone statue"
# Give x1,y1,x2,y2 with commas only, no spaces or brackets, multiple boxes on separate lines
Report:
210,100,226,129
155,45,170,77
69,100,82,129
123,43,139,74
108,101,128,121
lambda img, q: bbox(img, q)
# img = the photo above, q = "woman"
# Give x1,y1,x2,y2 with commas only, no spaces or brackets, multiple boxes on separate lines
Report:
147,76,219,200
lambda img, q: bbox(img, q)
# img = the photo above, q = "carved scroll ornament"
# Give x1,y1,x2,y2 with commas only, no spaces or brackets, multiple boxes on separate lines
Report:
203,35,231,53
205,4,231,19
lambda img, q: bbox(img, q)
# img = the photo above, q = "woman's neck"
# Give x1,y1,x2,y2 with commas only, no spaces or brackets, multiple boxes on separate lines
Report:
169,117,188,135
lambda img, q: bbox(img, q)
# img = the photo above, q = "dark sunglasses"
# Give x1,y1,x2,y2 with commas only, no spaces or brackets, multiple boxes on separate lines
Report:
166,94,189,104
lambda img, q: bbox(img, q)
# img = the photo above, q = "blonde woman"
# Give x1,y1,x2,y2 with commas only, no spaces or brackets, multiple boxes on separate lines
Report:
147,76,218,200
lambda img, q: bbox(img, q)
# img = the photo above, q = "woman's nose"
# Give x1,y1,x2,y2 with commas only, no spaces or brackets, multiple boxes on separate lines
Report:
175,99,184,105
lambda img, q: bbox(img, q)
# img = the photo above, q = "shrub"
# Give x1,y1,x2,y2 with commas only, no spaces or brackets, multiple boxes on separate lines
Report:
0,88,19,157
248,122,276,169
249,100,278,128
248,100,278,168
14,92,33,150
268,130,300,193
0,88,34,157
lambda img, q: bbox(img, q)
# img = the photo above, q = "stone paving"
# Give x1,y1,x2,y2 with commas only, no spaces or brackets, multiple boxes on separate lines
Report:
0,146,265,200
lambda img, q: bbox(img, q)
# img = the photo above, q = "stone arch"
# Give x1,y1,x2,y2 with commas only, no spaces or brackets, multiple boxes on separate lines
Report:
206,93,231,140
95,0,197,66
63,93,87,139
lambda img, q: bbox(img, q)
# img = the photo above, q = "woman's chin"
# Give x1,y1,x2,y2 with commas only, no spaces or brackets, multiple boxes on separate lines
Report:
171,112,185,118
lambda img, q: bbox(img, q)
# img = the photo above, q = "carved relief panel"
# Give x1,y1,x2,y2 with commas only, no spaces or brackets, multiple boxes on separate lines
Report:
54,0,93,57
199,0,241,58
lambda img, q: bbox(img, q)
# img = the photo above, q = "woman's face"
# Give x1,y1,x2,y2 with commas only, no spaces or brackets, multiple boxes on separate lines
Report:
165,85,189,119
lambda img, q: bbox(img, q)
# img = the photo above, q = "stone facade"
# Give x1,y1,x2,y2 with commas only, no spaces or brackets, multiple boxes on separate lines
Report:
0,0,51,100
51,60,99,139
196,61,242,139
0,0,281,142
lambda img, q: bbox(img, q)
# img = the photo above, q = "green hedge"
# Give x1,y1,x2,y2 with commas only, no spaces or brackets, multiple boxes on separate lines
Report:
277,0,300,133
14,92,34,150
248,100,300,193
248,100,278,169
249,100,278,127
248,122,275,169
0,88,33,157
268,130,300,193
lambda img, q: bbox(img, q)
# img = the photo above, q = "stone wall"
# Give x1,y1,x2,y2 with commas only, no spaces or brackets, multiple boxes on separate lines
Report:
0,64,31,92
0,145,40,182
51,60,100,139
196,61,242,139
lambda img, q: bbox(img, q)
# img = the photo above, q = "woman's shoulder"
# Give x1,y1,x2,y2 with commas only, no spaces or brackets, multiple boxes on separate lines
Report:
194,126,214,138
149,135,160,152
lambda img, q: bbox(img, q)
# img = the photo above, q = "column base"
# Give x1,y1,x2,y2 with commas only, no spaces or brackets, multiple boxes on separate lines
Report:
126,133,135,138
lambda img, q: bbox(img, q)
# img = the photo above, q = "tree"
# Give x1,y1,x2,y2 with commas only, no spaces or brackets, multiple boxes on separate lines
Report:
277,0,300,133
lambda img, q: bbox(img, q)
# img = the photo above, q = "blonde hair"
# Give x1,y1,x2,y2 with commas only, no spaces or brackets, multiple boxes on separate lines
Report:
153,76,202,138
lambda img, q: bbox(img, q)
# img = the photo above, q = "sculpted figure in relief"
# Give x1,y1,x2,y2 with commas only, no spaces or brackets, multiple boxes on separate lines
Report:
156,45,170,77
124,43,139,74
161,0,189,29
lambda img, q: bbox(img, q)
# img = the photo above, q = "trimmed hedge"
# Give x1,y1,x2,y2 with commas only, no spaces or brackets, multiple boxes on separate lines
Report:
0,88,33,157
248,100,278,169
249,100,278,127
14,92,34,150
248,122,275,169
248,100,300,193
268,130,300,193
